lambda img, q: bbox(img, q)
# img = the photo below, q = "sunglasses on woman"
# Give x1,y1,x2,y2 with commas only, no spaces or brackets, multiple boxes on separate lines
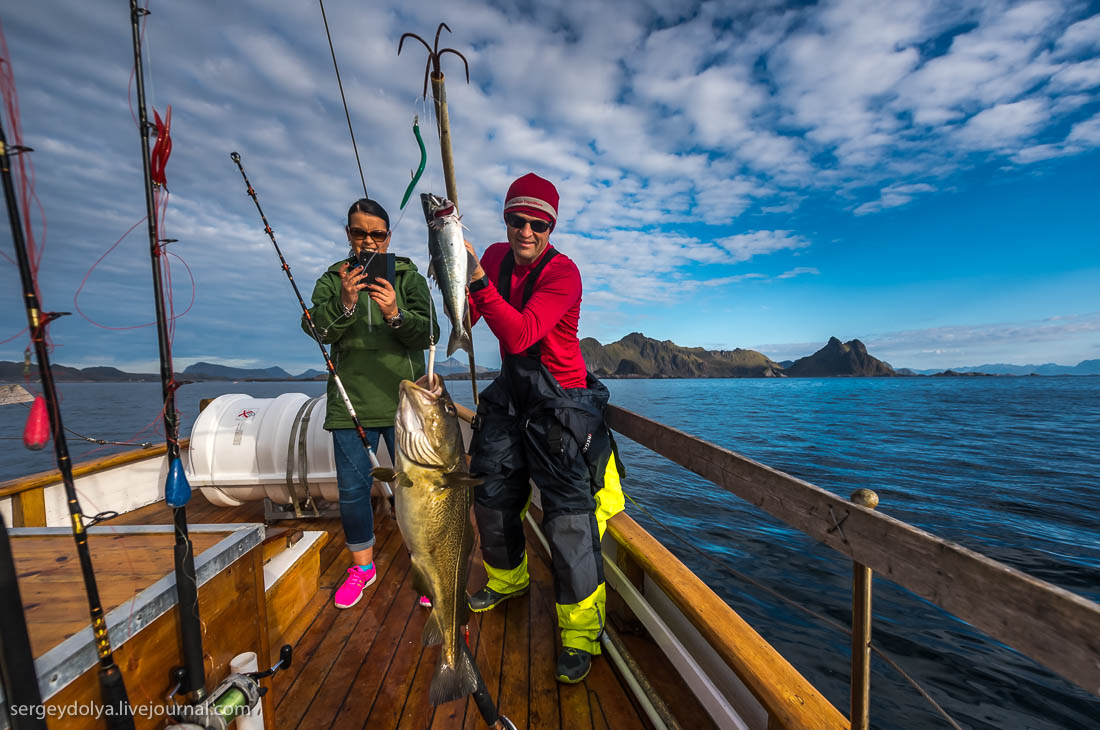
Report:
348,227,389,244
505,214,551,234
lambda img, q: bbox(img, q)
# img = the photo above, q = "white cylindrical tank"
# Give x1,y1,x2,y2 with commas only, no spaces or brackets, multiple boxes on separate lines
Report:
185,393,391,507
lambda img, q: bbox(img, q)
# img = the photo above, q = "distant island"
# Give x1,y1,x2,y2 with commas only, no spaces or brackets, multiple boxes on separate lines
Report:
2,336,1097,382
0,357,493,384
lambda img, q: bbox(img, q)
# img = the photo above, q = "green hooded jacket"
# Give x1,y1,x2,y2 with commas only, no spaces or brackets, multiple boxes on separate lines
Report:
302,256,440,429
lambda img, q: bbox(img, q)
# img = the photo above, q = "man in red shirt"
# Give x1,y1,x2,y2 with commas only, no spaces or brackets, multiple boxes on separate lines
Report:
464,173,624,684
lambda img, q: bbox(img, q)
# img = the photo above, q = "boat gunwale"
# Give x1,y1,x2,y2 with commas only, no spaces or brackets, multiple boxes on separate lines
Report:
0,438,190,500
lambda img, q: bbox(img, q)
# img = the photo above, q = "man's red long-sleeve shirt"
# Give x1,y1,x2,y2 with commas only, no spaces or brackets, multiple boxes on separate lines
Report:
469,242,588,389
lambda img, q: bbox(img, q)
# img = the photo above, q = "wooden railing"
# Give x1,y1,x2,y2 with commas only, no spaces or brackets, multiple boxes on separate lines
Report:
608,511,849,730
603,405,1100,702
455,400,846,728
0,439,187,527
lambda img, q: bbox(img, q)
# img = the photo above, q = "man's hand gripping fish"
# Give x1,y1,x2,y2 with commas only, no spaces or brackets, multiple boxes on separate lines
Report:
372,375,481,704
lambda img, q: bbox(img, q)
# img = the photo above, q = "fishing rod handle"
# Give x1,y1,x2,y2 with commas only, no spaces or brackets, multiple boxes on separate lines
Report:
99,664,136,730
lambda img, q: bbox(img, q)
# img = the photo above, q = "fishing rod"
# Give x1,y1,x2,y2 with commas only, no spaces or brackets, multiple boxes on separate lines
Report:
229,151,391,483
128,0,206,701
0,111,132,729
0,521,45,729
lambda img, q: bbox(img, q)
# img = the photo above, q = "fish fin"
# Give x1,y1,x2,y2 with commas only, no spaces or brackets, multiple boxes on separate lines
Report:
442,471,483,489
372,468,412,488
446,326,472,358
429,643,479,706
422,611,444,647
410,558,433,597
370,467,397,482
426,258,437,282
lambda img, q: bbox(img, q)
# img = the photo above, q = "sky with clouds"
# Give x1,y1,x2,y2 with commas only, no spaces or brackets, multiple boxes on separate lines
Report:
0,0,1098,373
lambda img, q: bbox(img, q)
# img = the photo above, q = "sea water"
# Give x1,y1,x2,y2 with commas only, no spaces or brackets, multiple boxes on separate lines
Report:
1,377,1097,728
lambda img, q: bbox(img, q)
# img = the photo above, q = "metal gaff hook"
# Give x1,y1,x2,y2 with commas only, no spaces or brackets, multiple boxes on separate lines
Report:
398,22,470,98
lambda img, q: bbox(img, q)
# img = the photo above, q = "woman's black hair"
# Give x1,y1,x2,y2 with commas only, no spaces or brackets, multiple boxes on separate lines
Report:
347,198,390,229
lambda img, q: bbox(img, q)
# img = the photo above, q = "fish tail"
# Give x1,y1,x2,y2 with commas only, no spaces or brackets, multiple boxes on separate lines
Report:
447,325,472,357
429,643,479,705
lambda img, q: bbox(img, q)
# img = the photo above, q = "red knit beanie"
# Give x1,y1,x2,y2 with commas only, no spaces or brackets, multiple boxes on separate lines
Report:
503,173,559,231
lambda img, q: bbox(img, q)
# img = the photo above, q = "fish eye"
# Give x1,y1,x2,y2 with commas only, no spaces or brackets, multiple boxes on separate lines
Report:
445,402,456,415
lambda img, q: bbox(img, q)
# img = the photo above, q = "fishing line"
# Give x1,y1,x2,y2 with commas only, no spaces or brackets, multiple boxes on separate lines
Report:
318,0,367,199
72,217,196,330
622,490,963,729
11,400,155,447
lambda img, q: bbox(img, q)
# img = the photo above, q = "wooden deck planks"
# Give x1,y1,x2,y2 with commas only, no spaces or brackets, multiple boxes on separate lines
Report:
462,583,507,730
14,531,227,657
363,575,432,730
279,522,409,728
327,559,417,730
525,536,563,730
498,573,532,728
98,495,655,730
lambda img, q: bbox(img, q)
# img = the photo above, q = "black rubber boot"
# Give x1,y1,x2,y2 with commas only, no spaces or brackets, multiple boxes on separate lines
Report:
555,647,592,684
467,585,529,613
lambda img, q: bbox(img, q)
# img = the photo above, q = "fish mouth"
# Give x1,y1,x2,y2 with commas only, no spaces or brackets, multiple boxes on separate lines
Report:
400,374,443,402
395,375,449,467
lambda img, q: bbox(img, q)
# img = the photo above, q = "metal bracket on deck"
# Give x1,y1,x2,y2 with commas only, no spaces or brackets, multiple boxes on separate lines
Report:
282,396,323,519
263,498,341,521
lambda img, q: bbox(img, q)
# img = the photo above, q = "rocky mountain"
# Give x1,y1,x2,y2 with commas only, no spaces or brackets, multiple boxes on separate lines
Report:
581,332,784,378
181,362,293,380
0,361,159,382
2,361,321,382
784,337,895,377
434,357,495,376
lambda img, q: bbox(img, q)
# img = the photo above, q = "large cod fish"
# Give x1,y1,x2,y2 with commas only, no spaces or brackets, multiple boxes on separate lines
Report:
421,193,477,357
372,375,481,705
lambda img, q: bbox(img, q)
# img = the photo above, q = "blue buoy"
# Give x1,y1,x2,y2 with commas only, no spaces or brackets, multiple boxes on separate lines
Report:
165,457,192,507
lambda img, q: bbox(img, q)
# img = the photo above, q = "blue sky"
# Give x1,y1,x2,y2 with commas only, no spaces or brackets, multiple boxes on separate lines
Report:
0,0,1098,373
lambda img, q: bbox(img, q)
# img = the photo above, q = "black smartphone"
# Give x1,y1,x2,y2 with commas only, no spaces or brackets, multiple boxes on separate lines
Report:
354,251,396,288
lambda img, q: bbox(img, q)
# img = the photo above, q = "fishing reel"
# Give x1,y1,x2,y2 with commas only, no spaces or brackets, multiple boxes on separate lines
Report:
165,645,292,730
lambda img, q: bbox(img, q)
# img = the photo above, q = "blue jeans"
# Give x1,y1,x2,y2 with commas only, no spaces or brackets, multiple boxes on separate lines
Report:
332,427,395,553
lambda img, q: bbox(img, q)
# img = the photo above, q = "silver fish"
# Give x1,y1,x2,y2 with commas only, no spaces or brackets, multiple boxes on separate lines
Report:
421,192,477,357
372,375,481,705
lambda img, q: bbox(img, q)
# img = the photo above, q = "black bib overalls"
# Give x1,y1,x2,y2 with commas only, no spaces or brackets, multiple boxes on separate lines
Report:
468,248,625,653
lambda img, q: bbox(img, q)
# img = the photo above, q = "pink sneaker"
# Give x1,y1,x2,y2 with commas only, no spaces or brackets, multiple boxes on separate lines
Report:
418,595,432,608
334,564,376,609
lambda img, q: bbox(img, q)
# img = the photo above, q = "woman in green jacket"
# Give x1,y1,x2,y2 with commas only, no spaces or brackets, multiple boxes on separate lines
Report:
303,198,439,609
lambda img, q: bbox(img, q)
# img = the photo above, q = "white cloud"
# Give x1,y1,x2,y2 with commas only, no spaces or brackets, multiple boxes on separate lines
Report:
1,0,1098,371
755,312,1100,367
854,182,936,215
1054,13,1100,56
1049,57,1100,91
777,266,820,279
955,98,1050,150
1066,111,1100,144
713,230,811,262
